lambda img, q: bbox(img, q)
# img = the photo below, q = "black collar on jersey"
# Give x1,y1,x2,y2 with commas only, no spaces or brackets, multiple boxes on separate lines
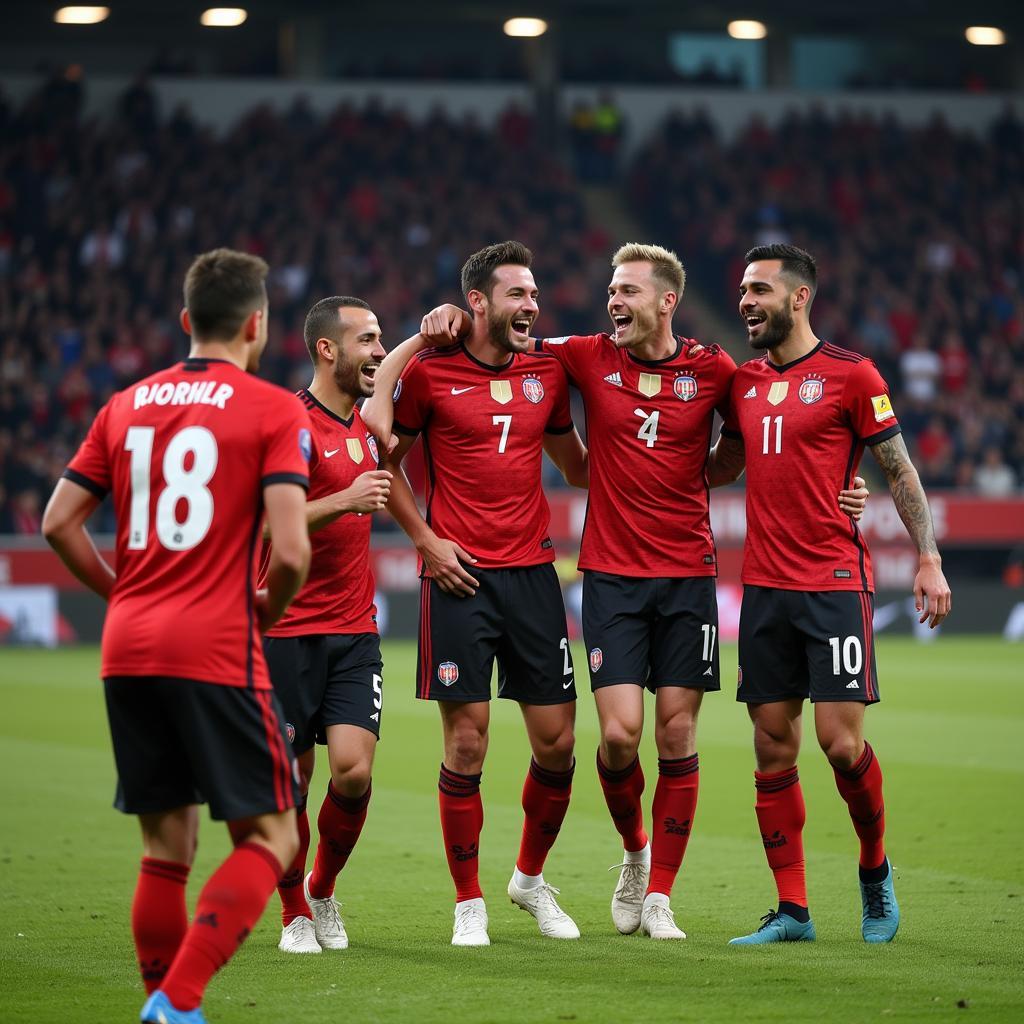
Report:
626,335,683,367
181,356,234,372
300,388,355,428
764,340,824,374
460,341,516,374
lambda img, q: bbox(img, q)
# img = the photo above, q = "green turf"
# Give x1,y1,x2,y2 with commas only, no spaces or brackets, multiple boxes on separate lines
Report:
1,639,1022,1022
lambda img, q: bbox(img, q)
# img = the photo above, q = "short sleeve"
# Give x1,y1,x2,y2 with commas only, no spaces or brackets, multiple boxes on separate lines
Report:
843,360,902,446
536,335,594,382
64,400,113,498
544,363,573,434
392,357,432,435
261,392,311,490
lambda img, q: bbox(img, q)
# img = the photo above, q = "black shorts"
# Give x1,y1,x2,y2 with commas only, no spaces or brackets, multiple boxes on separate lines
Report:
104,677,299,821
417,564,576,704
582,572,721,693
737,586,879,705
263,633,384,750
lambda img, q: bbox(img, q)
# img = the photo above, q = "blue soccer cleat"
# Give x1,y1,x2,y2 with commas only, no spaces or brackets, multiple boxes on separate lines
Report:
140,990,208,1024
860,859,900,943
729,909,816,945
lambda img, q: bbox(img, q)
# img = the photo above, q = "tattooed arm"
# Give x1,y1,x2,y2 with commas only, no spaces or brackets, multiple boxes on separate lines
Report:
870,433,951,627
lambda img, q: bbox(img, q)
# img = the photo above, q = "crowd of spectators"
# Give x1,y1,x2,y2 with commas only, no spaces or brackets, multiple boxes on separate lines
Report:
0,78,626,533
629,104,1024,495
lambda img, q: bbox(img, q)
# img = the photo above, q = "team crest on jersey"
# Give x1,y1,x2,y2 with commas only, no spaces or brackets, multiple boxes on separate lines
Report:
798,374,825,405
286,723,296,743
437,661,460,686
589,648,603,672
365,433,379,463
522,375,545,404
673,374,698,402
392,379,402,402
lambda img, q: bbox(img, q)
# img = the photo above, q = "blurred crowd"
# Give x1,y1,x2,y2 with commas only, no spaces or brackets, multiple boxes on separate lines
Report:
629,104,1024,496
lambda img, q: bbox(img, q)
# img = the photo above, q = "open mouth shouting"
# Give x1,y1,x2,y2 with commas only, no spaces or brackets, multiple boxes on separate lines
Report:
360,361,381,389
744,311,767,338
611,313,633,344
509,314,534,343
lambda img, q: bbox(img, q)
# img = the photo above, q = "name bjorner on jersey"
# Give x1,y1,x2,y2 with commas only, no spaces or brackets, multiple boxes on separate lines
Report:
133,380,234,411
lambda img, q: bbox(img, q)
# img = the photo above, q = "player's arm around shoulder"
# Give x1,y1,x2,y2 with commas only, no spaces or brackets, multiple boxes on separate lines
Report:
544,428,589,488
361,332,436,452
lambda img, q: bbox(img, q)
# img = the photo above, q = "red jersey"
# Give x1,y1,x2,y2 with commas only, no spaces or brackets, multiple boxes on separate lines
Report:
539,334,736,577
392,343,573,570
262,390,378,637
723,341,901,592
65,357,311,688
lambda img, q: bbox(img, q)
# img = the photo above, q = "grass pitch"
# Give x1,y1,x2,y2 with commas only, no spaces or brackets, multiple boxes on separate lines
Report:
1,638,1022,1023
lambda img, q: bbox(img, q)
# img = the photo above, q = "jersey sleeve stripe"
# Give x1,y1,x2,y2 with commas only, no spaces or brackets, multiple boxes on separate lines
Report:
862,424,901,447
62,468,108,499
544,422,574,435
393,420,420,437
261,472,310,490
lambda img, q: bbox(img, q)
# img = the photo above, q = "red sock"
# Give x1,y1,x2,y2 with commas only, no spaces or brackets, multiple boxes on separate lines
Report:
833,742,886,869
754,767,808,907
308,782,371,900
597,751,648,852
277,799,311,924
438,764,484,902
648,754,699,898
132,857,190,994
516,758,574,875
161,842,282,1012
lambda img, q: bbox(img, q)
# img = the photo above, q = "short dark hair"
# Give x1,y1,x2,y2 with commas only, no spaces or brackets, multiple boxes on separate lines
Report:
460,240,533,302
303,295,371,363
744,243,817,298
183,248,268,341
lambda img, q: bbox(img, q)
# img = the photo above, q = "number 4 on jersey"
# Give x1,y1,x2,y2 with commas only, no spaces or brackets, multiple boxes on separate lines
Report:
634,408,659,448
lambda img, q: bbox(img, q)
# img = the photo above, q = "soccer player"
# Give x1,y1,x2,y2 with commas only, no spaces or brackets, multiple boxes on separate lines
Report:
260,296,393,955
421,243,867,941
717,243,951,944
362,241,589,946
41,249,312,1024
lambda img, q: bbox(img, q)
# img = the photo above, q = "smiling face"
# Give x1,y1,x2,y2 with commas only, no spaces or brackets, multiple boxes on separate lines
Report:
738,260,799,351
327,306,386,399
606,261,673,350
473,264,539,354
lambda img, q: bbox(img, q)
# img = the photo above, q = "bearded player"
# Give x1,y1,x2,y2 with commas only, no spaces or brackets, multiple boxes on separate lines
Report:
362,241,589,946
260,296,394,955
716,244,951,944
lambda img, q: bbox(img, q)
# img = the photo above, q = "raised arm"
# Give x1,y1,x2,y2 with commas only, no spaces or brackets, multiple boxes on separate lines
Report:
360,333,434,449
870,433,951,627
543,428,589,489
42,478,116,599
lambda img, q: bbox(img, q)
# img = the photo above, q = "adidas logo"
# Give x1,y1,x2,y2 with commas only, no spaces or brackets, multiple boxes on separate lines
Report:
604,372,622,386
846,680,860,689
743,386,757,399
703,665,714,677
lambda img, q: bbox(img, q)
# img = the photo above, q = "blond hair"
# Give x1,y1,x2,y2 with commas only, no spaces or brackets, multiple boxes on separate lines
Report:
612,243,686,297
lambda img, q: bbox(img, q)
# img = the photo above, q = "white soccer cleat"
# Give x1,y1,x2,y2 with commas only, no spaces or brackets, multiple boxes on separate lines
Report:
609,858,650,934
278,915,321,954
640,893,686,940
507,877,581,939
303,872,349,950
452,897,490,946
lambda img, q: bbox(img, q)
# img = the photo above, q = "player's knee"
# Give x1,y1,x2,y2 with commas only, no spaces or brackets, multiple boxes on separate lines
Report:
445,731,487,773
533,728,575,770
820,732,861,771
331,760,372,798
601,721,641,765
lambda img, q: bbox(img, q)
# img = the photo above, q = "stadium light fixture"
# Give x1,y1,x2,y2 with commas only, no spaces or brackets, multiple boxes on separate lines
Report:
200,7,248,27
54,6,110,23
503,17,548,38
727,20,767,40
965,26,1005,46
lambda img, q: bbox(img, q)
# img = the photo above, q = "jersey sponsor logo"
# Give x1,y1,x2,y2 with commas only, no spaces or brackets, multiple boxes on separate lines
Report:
437,661,460,686
603,372,623,387
366,434,379,464
299,429,312,462
490,380,513,405
673,374,698,402
637,372,662,398
324,447,340,458
798,374,825,405
346,438,364,464
743,386,757,399
871,394,895,422
589,647,603,672
522,375,545,403
392,379,402,402
451,385,476,396
767,380,789,406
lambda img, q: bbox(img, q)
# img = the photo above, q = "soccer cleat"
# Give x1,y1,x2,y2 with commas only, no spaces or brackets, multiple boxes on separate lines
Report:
452,897,490,946
729,910,816,945
507,877,581,939
639,894,686,940
303,872,349,950
609,858,650,934
278,915,321,954
140,991,208,1024
860,860,900,943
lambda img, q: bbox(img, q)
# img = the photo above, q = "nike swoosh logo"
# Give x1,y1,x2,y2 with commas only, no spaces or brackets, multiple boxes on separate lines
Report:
451,386,476,396
563,680,573,689
324,448,340,457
